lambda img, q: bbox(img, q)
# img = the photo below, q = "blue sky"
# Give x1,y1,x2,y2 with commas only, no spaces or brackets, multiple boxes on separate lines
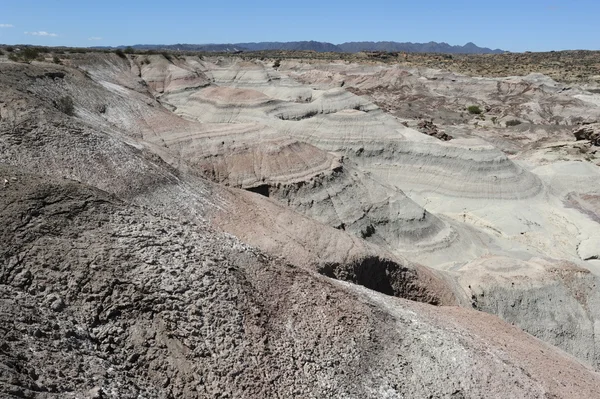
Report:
0,0,598,52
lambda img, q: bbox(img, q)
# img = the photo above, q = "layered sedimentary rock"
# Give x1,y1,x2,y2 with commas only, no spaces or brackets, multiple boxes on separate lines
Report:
3,51,600,397
147,56,600,369
0,60,451,306
138,54,211,94
162,59,545,203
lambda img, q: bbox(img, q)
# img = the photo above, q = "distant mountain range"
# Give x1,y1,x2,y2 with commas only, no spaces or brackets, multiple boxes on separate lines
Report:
121,41,505,54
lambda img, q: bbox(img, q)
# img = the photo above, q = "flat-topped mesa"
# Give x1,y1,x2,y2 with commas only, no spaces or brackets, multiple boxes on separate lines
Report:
289,64,600,126
161,125,337,187
172,86,277,122
138,54,211,94
279,112,543,200
163,84,375,124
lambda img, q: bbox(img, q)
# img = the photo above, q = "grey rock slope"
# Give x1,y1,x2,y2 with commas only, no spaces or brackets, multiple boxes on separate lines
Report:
3,166,600,398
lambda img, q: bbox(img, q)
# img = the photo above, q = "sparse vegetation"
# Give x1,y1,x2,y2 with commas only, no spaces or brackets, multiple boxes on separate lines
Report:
273,59,281,69
115,49,126,58
53,56,62,64
0,49,3,56
56,96,75,116
124,47,135,54
6,50,42,63
506,119,522,127
161,52,173,62
6,46,14,52
467,105,482,115
22,47,42,61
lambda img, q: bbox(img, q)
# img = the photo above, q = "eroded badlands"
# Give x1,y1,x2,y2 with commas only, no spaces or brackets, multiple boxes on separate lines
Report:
2,51,600,398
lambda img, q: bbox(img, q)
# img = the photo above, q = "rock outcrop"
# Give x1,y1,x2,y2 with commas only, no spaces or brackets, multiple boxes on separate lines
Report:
416,119,452,141
574,122,600,146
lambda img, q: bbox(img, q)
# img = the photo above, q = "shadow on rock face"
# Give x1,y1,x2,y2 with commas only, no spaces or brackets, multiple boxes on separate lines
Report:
318,256,440,305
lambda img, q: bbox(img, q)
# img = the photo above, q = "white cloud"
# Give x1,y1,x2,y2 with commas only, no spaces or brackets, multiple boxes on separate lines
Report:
24,31,58,37
88,37,102,41
0,24,14,28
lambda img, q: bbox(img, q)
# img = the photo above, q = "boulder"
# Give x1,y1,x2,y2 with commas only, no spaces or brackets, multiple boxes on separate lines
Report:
573,122,600,146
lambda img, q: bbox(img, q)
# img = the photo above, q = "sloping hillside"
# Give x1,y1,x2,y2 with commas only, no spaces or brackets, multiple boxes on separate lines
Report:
1,51,600,398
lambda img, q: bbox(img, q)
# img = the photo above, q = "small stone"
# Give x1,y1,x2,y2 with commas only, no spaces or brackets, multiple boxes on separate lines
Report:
50,297,65,312
88,386,104,398
29,369,38,381
162,376,170,388
127,353,140,363
65,329,77,338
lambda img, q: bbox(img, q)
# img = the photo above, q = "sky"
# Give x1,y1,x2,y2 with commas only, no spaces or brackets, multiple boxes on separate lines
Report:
0,0,598,52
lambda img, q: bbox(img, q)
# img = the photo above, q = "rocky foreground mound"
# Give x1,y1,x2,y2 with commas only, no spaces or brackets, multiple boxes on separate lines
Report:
2,51,600,398
2,166,600,398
